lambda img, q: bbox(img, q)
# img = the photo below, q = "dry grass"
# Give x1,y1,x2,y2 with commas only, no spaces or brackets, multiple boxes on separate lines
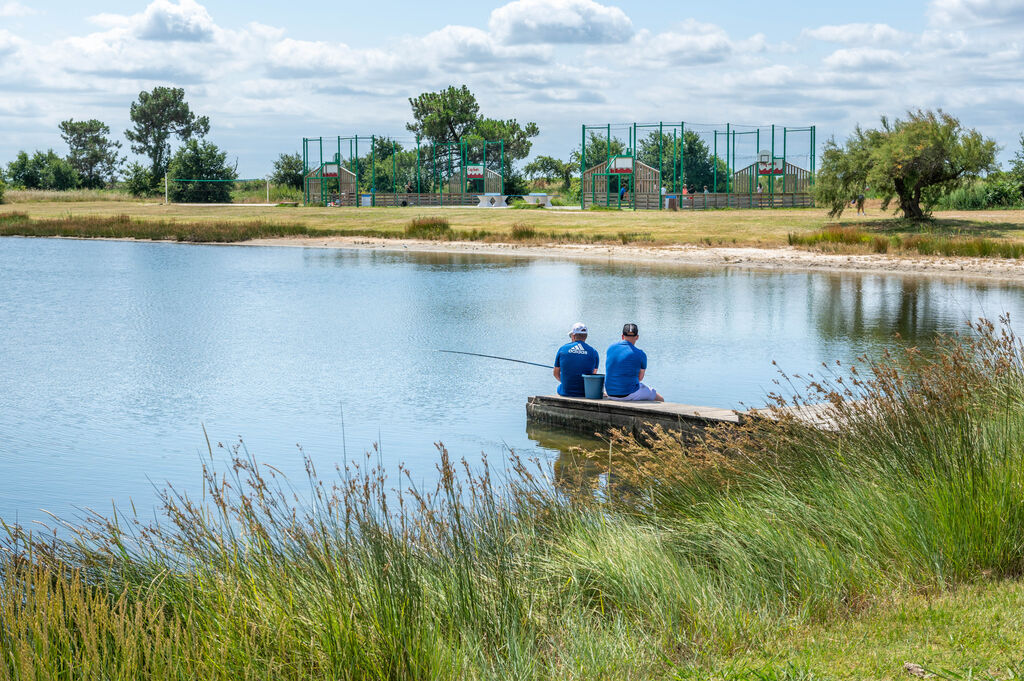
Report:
4,199,1024,252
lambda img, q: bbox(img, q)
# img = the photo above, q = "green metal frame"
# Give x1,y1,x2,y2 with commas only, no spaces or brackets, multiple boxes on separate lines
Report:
581,121,817,209
302,135,507,206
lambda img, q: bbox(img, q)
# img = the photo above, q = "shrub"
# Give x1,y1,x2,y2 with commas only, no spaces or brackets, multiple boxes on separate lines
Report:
509,223,537,240
0,178,5,204
124,162,156,197
404,216,450,239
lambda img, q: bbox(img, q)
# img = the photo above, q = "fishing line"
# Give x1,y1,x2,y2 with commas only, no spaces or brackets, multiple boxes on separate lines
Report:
436,349,552,369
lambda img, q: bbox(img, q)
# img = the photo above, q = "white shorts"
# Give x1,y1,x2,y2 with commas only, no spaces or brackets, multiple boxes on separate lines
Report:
606,383,659,401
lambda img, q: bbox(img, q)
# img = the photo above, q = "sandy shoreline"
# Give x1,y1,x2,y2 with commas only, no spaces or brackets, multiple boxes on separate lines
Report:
239,235,1024,281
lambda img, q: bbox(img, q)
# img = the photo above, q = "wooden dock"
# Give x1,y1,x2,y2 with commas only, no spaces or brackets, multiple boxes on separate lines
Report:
526,395,838,437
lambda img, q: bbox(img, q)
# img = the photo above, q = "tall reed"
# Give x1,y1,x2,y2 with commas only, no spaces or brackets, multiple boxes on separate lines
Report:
4,320,1024,678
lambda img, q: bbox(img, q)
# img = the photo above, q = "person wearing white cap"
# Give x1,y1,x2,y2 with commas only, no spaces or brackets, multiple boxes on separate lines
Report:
553,322,599,398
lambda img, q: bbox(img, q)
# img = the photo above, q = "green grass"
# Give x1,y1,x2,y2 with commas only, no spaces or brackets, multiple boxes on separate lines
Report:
789,225,1024,258
5,320,1024,679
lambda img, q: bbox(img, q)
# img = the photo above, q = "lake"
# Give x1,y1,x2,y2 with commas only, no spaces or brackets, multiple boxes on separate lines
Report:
3,237,1024,525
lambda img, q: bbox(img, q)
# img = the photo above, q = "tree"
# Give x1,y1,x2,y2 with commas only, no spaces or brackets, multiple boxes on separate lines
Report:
1010,133,1024,198
59,119,123,189
271,152,304,190
6,150,78,190
817,110,997,219
124,162,156,197
524,155,574,191
406,85,480,143
125,87,209,184
405,86,540,195
166,139,236,203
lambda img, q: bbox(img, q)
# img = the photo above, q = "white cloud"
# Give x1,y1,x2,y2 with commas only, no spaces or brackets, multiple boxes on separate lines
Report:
136,0,217,42
628,21,734,67
0,1,34,17
929,0,1024,25
490,0,632,44
803,23,907,45
823,47,905,70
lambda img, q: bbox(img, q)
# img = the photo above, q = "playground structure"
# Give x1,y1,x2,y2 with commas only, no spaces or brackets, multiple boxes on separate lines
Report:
303,135,504,207
580,122,816,210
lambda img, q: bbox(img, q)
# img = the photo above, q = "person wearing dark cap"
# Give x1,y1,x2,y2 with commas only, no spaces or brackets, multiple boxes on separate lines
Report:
553,322,600,397
604,323,664,401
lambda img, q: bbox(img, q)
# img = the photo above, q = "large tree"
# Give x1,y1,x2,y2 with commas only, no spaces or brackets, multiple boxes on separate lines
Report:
405,86,539,195
166,139,236,203
271,152,304,190
59,118,123,189
125,87,209,183
817,109,997,219
406,85,480,143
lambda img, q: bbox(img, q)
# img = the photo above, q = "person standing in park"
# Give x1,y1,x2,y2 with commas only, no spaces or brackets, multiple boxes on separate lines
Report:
553,322,599,397
605,323,664,401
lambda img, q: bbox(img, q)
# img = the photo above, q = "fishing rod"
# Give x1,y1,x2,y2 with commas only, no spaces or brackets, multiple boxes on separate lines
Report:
436,349,552,369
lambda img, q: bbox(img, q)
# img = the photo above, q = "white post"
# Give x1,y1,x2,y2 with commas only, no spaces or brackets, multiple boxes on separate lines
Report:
164,175,168,204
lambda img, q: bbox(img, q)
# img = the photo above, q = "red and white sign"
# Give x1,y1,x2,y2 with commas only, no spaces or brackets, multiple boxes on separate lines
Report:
758,159,785,175
608,157,634,174
321,163,339,177
466,164,485,179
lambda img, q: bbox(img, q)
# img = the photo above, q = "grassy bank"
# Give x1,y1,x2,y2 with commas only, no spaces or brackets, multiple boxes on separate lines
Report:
4,321,1024,679
4,199,1024,253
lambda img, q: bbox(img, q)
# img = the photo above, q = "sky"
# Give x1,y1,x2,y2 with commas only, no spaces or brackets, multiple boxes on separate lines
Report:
1,0,1023,176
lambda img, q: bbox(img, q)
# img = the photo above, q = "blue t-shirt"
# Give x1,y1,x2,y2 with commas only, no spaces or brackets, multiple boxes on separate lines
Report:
554,341,599,397
605,340,647,396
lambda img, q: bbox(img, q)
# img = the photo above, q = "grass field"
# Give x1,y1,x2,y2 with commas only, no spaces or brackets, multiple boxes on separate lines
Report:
5,198,1024,251
4,321,1024,679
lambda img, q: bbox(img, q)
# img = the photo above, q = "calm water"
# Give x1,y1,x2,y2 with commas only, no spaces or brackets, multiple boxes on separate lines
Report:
3,237,1024,524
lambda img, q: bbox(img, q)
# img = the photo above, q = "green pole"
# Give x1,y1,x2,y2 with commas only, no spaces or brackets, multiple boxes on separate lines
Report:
416,136,421,194
713,132,718,193
725,124,730,195
680,121,685,193
783,128,788,193
658,121,663,209
606,124,611,207
770,124,776,198
500,140,505,195
354,136,360,207
392,140,396,197
336,136,341,199
302,138,307,204
371,135,376,206
755,129,760,198
318,136,324,204
582,126,589,207
810,125,816,187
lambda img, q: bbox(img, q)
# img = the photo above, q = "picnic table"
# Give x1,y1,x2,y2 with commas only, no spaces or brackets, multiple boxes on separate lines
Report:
476,193,508,208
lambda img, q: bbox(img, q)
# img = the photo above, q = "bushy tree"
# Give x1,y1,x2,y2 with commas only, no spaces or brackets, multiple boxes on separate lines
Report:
125,86,209,185
0,177,6,204
123,162,156,197
405,86,539,195
817,109,997,219
271,152,304,190
406,85,480,143
166,140,236,203
6,150,79,190
524,155,574,191
59,118,123,189
1010,133,1024,198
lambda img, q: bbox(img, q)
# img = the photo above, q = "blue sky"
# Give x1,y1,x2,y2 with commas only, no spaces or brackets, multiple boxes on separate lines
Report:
1,0,1022,176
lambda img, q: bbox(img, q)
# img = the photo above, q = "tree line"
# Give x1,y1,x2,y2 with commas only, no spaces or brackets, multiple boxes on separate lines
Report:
2,86,1023,217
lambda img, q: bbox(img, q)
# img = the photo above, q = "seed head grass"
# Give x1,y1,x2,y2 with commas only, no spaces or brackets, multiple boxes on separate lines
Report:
4,319,1024,678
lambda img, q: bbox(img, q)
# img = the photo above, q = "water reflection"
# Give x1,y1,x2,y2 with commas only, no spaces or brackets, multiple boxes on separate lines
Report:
2,238,1024,525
